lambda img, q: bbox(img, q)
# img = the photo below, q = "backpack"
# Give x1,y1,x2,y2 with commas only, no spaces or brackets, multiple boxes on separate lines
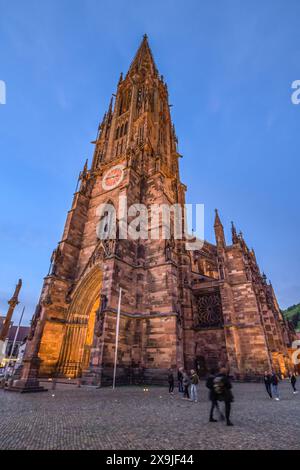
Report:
182,375,190,387
213,376,225,396
206,376,214,390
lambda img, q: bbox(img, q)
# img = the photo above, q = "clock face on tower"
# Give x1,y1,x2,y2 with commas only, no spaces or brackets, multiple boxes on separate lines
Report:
102,164,125,191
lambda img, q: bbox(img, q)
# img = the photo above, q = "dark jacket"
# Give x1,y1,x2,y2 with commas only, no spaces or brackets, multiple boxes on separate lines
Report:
263,374,271,385
213,373,234,402
168,373,174,384
191,373,199,385
182,374,190,388
206,374,217,401
177,370,183,382
291,375,297,385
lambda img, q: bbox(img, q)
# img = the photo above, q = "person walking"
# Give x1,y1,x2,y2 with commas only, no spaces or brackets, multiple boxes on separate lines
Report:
270,371,280,400
263,371,272,399
168,369,174,395
213,367,234,426
206,369,225,423
290,373,298,394
182,371,190,399
190,369,199,402
177,367,184,393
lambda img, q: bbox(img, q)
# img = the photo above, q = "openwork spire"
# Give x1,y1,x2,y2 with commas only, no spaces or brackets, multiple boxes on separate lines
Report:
126,34,159,78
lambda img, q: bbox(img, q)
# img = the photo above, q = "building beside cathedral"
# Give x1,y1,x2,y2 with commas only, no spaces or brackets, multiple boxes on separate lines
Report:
15,36,296,390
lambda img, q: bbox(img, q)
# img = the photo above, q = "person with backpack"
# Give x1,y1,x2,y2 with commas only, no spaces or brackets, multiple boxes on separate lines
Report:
168,369,174,395
206,369,225,423
182,370,190,399
290,373,298,394
263,371,272,399
270,371,280,400
190,369,199,402
213,367,234,426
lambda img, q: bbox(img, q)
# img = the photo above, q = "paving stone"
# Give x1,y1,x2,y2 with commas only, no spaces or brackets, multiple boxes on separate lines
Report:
0,381,299,450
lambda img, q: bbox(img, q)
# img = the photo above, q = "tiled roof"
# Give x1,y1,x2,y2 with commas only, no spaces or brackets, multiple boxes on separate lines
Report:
8,326,30,342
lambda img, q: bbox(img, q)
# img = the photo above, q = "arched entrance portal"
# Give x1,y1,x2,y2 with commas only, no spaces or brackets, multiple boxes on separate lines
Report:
57,266,102,378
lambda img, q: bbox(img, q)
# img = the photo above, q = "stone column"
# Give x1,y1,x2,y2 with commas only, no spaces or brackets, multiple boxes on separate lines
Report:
0,279,22,342
10,301,48,393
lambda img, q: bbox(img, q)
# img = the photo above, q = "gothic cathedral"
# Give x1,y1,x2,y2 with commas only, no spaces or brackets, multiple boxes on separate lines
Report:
19,36,296,387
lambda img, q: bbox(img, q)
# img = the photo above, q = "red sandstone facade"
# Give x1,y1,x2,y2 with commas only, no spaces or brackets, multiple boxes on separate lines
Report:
17,36,296,388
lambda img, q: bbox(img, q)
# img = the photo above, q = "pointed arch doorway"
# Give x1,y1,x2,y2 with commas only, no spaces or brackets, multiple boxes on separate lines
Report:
57,266,102,378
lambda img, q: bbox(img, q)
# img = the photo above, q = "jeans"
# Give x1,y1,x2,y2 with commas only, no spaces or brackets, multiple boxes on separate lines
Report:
209,400,224,420
265,383,272,398
225,401,231,424
190,384,198,401
169,383,174,393
271,384,279,398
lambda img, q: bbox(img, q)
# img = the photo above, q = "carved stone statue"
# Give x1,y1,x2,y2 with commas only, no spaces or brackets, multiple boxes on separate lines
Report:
43,292,52,306
165,235,175,262
176,301,183,340
88,242,104,268
95,294,108,337
79,173,90,195
101,238,116,258
65,283,75,304
49,246,63,276
28,303,42,341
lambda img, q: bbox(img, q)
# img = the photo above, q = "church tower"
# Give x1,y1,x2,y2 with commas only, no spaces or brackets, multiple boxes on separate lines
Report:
19,36,187,386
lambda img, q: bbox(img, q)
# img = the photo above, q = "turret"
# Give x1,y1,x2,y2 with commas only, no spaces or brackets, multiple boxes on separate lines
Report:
231,221,239,244
214,209,226,249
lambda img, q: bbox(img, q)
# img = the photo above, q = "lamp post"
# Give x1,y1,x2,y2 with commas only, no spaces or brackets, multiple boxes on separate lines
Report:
112,287,122,390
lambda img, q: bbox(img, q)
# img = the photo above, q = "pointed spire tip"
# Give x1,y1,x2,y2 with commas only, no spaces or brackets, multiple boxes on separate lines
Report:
214,209,223,228
126,34,158,78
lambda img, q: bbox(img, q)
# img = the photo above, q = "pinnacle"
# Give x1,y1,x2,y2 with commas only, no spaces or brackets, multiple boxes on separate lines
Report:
214,209,222,227
231,221,239,243
126,34,158,78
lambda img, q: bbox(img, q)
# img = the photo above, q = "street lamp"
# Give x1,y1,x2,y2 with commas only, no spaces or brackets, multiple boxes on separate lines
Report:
5,306,25,382
112,287,123,390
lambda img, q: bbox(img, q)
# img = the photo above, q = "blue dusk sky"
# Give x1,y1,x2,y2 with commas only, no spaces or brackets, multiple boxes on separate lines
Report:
0,0,299,325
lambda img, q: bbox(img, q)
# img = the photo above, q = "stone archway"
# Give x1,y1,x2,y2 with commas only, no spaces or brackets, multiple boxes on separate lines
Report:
57,266,102,378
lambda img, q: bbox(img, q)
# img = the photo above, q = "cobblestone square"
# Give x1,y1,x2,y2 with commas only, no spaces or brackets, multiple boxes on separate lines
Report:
0,381,299,450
